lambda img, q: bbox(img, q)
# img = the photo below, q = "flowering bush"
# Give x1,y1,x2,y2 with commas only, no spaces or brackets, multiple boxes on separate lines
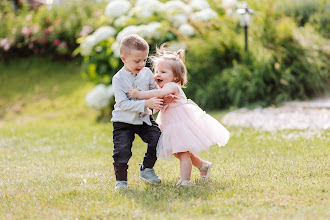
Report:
0,0,104,59
76,0,219,85
85,83,115,122
1,0,328,112
86,84,114,110
184,1,330,110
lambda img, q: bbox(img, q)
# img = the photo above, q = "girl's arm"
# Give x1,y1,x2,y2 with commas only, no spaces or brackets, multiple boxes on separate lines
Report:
129,83,178,100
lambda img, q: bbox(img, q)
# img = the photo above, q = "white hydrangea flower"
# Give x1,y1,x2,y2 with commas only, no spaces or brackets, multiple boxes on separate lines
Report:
86,84,114,110
111,41,121,57
93,26,116,42
116,22,163,45
129,6,153,18
135,0,163,9
105,0,131,18
137,22,162,40
178,24,195,36
189,0,210,11
164,0,192,14
190,8,218,21
170,14,188,27
221,0,238,10
95,46,102,52
81,26,116,56
107,85,114,97
81,35,96,56
116,25,139,42
114,16,131,27
131,0,164,17
168,41,187,52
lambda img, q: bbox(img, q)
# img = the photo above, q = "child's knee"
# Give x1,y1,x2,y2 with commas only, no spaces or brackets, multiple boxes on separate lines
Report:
113,147,132,163
177,151,190,159
148,131,161,146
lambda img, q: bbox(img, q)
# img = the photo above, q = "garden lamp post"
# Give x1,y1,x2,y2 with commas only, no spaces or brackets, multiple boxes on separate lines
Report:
237,2,253,51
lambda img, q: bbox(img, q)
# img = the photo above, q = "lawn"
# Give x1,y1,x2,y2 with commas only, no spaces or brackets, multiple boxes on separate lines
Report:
0,57,329,219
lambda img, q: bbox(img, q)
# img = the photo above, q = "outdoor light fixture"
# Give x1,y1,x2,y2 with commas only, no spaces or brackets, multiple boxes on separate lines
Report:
237,2,253,51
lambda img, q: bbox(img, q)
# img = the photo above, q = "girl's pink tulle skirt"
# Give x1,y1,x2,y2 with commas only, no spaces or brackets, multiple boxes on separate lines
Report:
156,103,230,159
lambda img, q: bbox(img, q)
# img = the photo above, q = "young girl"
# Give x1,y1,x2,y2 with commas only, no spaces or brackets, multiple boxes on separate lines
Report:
129,45,230,186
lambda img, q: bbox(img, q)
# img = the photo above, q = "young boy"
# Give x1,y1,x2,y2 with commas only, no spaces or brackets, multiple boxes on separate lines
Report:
111,34,164,189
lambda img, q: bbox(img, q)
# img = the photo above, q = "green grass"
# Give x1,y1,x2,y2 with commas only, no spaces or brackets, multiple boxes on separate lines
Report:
0,57,329,219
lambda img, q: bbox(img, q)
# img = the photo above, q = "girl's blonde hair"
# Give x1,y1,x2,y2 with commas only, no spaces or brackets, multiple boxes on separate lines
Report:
149,44,188,87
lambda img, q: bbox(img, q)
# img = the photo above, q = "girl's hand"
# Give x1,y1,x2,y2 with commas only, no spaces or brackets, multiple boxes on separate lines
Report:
163,94,178,104
145,97,163,110
129,88,139,98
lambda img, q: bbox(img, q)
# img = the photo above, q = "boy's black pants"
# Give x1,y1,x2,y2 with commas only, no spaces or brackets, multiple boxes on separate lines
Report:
112,116,161,181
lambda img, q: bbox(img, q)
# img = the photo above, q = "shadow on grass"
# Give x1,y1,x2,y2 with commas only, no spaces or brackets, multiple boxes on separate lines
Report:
116,179,232,213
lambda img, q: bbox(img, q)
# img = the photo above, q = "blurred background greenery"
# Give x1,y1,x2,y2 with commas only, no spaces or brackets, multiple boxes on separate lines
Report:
0,0,329,111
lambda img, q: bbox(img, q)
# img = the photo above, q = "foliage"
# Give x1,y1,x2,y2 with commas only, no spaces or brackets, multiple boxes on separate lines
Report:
276,0,330,38
78,27,177,85
76,0,329,109
76,0,217,85
1,0,329,110
183,1,330,109
0,0,104,59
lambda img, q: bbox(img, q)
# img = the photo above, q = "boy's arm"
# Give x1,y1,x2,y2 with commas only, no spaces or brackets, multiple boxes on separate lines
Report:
113,77,163,111
113,76,145,112
129,83,178,99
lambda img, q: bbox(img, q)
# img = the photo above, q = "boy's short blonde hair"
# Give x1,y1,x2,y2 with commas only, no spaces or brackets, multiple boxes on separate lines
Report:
120,34,149,56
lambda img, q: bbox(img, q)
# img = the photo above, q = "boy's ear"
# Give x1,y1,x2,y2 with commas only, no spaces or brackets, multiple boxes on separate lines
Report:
120,55,126,63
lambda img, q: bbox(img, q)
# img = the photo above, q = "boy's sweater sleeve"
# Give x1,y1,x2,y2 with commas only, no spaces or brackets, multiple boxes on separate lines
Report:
113,76,145,112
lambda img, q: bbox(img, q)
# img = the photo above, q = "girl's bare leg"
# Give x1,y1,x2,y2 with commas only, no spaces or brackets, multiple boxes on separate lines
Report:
190,153,209,176
190,153,203,169
176,152,192,181
174,152,211,181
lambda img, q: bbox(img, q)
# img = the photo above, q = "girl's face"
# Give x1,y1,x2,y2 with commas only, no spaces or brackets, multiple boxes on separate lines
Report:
154,60,177,88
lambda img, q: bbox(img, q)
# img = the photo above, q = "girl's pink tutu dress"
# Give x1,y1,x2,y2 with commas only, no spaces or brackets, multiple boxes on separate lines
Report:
156,82,230,159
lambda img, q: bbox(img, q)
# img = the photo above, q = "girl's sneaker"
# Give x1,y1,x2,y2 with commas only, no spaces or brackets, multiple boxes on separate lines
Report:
176,180,191,187
199,161,212,181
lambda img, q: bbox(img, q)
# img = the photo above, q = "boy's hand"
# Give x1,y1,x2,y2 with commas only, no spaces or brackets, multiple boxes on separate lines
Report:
145,97,163,110
129,88,139,98
163,94,178,104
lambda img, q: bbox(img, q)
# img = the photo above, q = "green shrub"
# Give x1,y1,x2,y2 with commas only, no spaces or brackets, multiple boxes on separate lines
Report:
76,0,218,85
276,0,330,38
184,14,329,110
1,0,328,111
0,1,104,59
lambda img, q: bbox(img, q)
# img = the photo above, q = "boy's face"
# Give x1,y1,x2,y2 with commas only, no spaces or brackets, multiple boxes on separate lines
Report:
121,49,148,75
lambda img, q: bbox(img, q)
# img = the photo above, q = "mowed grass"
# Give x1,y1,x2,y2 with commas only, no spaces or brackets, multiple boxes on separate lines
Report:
0,57,329,219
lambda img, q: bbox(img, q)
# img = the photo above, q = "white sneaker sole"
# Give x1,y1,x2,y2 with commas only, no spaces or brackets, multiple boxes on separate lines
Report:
139,176,161,184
